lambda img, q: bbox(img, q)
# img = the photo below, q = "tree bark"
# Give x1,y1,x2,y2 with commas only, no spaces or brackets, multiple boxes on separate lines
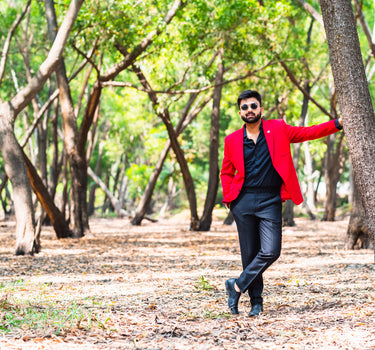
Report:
22,149,72,239
45,0,88,237
319,0,375,257
0,107,37,255
199,48,224,231
346,175,372,249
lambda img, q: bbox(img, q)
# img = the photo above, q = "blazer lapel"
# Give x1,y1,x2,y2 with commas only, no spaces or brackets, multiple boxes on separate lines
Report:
263,119,275,161
235,126,245,176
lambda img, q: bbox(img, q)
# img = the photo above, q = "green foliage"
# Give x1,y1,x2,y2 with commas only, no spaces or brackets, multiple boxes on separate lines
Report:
194,276,215,291
1,0,367,218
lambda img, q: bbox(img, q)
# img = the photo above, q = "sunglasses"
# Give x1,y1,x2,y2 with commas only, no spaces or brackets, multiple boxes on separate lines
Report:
240,102,259,111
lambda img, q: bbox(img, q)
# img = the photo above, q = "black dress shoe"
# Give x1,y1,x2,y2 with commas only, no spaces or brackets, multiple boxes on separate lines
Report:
248,303,263,317
225,278,241,314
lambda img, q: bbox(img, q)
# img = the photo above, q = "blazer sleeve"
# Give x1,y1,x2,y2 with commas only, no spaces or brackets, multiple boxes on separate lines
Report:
286,119,341,143
220,136,235,204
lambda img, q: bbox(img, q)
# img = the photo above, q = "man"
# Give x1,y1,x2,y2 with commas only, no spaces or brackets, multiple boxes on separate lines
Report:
220,90,343,317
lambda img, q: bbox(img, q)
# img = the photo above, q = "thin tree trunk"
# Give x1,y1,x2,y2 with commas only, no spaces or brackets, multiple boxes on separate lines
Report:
87,140,105,216
319,0,375,257
199,48,224,231
282,19,314,226
49,99,62,200
22,149,72,239
131,93,211,226
322,132,346,221
45,0,88,238
303,141,316,212
132,66,200,230
87,167,130,217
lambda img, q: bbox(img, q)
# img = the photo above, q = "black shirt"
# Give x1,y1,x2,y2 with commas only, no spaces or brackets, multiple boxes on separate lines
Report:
243,122,283,193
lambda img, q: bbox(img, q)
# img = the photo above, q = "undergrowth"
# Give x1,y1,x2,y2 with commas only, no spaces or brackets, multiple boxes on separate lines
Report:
0,279,114,336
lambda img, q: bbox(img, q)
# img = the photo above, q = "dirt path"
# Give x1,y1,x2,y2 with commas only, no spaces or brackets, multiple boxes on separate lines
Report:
0,214,374,349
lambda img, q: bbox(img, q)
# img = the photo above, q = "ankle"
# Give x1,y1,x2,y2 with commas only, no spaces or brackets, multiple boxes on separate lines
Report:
234,282,241,293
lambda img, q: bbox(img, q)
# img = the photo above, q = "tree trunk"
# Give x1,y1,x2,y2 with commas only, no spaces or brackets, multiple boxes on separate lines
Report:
45,0,88,238
131,93,210,226
322,129,346,221
281,19,315,226
346,176,372,249
223,211,234,225
0,173,13,215
282,85,309,226
22,149,72,239
199,48,224,231
48,99,62,200
0,107,37,255
87,139,105,216
303,140,316,212
131,66,200,230
87,167,130,217
282,201,295,226
160,110,200,230
319,0,375,256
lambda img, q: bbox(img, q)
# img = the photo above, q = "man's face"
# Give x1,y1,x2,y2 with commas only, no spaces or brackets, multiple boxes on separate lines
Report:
239,97,263,124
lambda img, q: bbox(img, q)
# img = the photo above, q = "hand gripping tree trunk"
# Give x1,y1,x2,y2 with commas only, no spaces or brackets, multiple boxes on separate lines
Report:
319,0,375,257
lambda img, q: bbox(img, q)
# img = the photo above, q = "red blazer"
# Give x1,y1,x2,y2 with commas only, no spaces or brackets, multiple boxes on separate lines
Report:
220,119,340,205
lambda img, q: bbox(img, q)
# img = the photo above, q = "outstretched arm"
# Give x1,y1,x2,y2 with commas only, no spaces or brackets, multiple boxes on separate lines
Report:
286,119,342,143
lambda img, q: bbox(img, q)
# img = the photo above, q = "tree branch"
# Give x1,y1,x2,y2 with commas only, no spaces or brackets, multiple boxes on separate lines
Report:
279,60,335,119
0,0,31,85
101,0,184,82
102,59,278,95
19,49,95,148
295,0,324,27
9,0,85,115
353,0,375,57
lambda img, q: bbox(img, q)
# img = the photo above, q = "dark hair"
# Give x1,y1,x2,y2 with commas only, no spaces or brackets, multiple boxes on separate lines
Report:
237,90,262,108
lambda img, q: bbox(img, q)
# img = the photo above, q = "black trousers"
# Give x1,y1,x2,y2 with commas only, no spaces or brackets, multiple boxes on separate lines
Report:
230,191,282,306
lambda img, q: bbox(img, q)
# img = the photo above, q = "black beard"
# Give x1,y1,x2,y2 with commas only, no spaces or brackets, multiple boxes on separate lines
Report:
241,111,262,124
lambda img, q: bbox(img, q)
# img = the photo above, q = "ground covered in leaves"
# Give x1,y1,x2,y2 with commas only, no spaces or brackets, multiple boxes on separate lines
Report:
0,211,374,349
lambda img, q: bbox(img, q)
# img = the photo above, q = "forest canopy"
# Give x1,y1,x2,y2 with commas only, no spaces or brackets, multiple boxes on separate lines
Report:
0,0,374,254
